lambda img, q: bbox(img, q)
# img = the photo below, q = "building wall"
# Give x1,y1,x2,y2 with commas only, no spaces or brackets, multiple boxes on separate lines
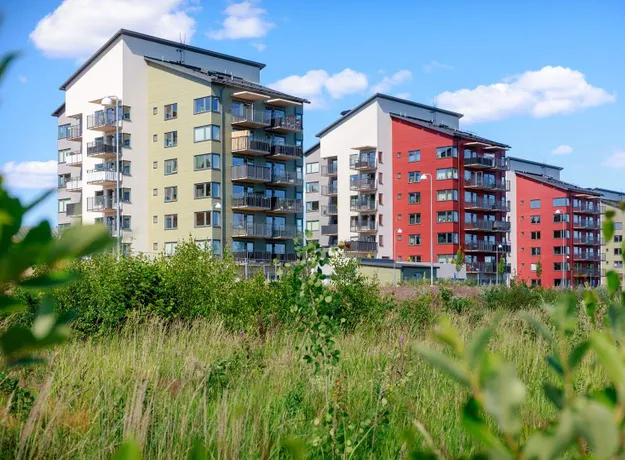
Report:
508,158,562,179
601,200,625,284
56,109,82,228
508,170,519,277
304,145,322,243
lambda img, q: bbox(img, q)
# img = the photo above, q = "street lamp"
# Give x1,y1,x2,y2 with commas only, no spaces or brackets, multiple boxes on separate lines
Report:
420,173,434,286
496,243,503,285
555,210,565,287
393,228,402,285
101,96,121,257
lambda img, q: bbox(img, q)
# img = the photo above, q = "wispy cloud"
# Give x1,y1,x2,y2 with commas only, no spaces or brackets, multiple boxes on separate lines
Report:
370,70,412,94
395,92,411,100
18,75,27,84
603,149,625,168
552,145,573,155
2,161,57,189
208,1,274,40
251,42,266,52
423,60,453,73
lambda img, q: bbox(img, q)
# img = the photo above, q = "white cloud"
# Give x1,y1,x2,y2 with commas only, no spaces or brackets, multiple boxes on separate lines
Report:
208,1,274,40
435,66,616,124
603,149,625,168
269,68,367,109
370,70,412,94
552,145,573,155
423,60,453,73
2,161,58,189
251,42,267,52
395,92,411,100
18,75,27,84
30,0,198,60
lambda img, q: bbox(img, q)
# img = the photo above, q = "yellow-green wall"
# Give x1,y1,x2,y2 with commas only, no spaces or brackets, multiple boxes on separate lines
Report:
602,200,625,285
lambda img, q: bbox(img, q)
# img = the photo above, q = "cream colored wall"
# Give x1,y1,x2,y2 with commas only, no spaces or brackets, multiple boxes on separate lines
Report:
602,201,625,285
359,265,399,284
148,65,222,254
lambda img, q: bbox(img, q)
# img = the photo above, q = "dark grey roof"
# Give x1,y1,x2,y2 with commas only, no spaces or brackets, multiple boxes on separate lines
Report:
508,156,563,171
517,172,601,196
360,258,440,269
391,113,510,148
589,187,625,196
304,142,320,156
315,94,463,138
60,29,266,90
51,102,65,117
145,58,309,104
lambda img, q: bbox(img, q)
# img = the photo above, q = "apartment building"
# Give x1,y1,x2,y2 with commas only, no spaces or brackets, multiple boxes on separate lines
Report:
589,188,625,284
304,94,510,282
508,158,601,287
55,29,306,263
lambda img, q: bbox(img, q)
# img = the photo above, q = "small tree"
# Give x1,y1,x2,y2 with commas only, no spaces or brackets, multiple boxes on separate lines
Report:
454,247,465,274
535,257,543,282
497,255,506,284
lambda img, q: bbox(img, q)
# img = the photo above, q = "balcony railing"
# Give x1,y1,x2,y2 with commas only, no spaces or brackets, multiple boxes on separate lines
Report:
59,124,82,140
464,176,510,191
349,178,377,191
87,141,117,157
573,252,602,261
87,111,117,130
343,240,377,253
86,169,118,184
350,200,377,212
350,221,377,233
271,198,302,214
269,143,304,160
65,152,83,166
231,136,271,156
321,224,338,235
573,204,600,214
65,202,82,217
65,179,83,191
267,115,302,133
350,159,376,170
232,251,297,264
272,170,303,186
466,262,497,274
231,108,270,127
87,195,116,212
321,204,338,216
464,241,512,253
232,223,296,239
231,194,272,210
464,198,510,212
321,184,338,196
463,157,509,170
231,164,271,183
573,267,600,277
573,236,599,245
321,164,338,176
464,220,511,232
573,221,600,229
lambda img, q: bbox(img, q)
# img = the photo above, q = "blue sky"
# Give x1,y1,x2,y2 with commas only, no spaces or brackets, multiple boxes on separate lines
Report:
1,0,624,225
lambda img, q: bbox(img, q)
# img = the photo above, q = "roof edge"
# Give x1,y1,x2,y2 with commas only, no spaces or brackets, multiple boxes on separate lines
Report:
508,156,563,171
516,171,601,196
304,142,320,156
51,102,65,117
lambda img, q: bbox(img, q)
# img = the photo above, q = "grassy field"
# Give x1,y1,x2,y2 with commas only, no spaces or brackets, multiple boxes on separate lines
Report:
0,301,604,459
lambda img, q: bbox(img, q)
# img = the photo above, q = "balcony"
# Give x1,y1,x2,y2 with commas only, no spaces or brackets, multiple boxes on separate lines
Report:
350,178,377,192
321,224,338,235
231,165,271,183
350,221,377,233
66,125,82,141
465,241,512,253
573,236,599,246
232,223,297,239
321,204,338,216
232,251,297,264
65,202,82,217
321,164,338,177
573,204,600,214
350,200,377,213
86,169,118,186
231,108,270,128
350,159,376,171
466,262,497,274
272,170,303,187
322,184,338,196
231,194,272,211
463,157,509,171
65,178,83,192
573,267,600,277
65,152,83,166
87,141,117,159
231,136,271,156
464,176,510,191
573,221,600,230
343,240,377,253
573,252,602,262
270,198,302,214
464,198,510,212
266,115,302,134
269,143,304,161
464,220,511,232
87,195,116,213
87,111,117,132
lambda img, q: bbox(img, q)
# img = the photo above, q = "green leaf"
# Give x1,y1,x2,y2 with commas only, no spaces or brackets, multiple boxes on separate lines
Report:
112,439,142,460
584,290,597,323
589,332,625,403
416,345,470,387
575,400,619,458
432,316,464,356
482,362,526,435
187,440,207,460
44,224,113,263
567,340,589,372
0,51,19,84
282,436,306,460
547,354,564,376
466,317,500,368
523,410,575,460
461,397,508,453
0,326,36,356
607,271,621,296
547,294,577,335
543,383,566,409
19,271,75,289
0,295,25,314
603,219,615,244
23,189,54,213
521,313,554,346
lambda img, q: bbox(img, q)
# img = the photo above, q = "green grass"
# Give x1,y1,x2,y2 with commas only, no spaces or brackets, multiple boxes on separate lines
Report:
0,309,604,459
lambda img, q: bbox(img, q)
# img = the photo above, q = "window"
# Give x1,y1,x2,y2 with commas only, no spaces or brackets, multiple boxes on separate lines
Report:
164,159,177,175
438,254,454,263
554,246,570,255
306,220,319,232
58,198,70,213
306,201,319,212
531,279,542,287
194,125,220,142
153,134,158,143
120,188,131,202
408,171,421,183
58,149,69,163
378,193,383,205
553,230,569,239
437,210,458,223
164,131,177,148
153,107,158,115
378,151,383,163
164,242,177,255
530,264,537,272
437,232,458,244
194,182,220,199
153,161,158,169
153,216,158,224
530,215,541,224
530,199,541,209
436,146,457,159
121,216,131,230
436,168,458,180
164,186,177,202
397,173,402,179
378,214,383,226
58,124,70,139
397,152,401,158
554,213,570,223
408,192,420,204
615,261,624,269
437,189,458,201
195,211,220,227
616,222,624,230
397,193,402,200
406,255,422,262
305,162,319,174
306,181,319,193
408,150,420,162
378,172,383,184
379,235,384,247
164,214,178,230
531,247,541,256
194,96,220,114
616,235,623,243
164,103,177,120
397,214,402,220
409,213,421,225
194,153,220,170
531,231,541,240
554,262,570,271
408,234,421,246
553,197,569,207
615,248,623,256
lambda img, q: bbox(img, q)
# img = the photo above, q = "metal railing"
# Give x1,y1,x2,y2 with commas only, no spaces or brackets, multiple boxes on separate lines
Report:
573,267,600,277
87,111,117,130
231,164,271,182
321,164,338,176
466,262,497,273
65,179,83,191
343,240,377,253
573,236,599,245
350,221,377,232
572,220,600,229
573,204,600,214
231,194,272,210
231,136,271,154
87,195,116,212
65,152,83,165
271,198,302,213
573,252,602,261
86,169,118,183
269,143,304,159
231,108,270,125
464,176,510,191
272,170,303,186
269,115,302,132
321,224,338,235
349,178,377,191
232,251,297,263
321,204,338,215
87,141,117,157
350,159,376,170
464,198,510,212
464,220,511,232
350,200,377,212
321,184,338,196
464,241,512,252
463,157,509,170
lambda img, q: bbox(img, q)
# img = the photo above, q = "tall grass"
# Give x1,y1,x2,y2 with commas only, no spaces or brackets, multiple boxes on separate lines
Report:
0,307,604,459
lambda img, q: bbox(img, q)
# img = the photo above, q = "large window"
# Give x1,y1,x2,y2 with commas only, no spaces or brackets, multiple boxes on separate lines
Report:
164,242,178,255
553,197,569,207
164,131,177,148
58,198,70,213
58,148,70,163
306,162,319,174
437,232,458,244
531,247,541,256
164,159,177,175
530,199,541,209
436,168,458,180
194,182,221,199
409,213,421,225
164,186,177,202
306,201,319,212
164,214,178,230
530,231,541,240
436,146,457,159
530,215,541,224
194,153,220,170
408,192,421,204
553,230,569,239
554,213,570,223
437,210,458,223
195,210,220,227
306,220,319,232
306,181,319,193
408,234,421,246
437,189,458,201
408,171,421,183
58,124,70,139
164,103,177,120
408,150,421,162
194,125,220,143
194,96,220,114
438,254,454,263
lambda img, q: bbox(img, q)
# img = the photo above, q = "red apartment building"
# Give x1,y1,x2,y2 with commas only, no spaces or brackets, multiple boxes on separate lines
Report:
509,170,601,287
391,114,510,283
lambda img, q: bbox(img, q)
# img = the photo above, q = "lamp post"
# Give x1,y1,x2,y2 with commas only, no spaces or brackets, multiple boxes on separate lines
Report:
496,243,503,285
555,210,565,287
393,228,402,285
214,202,222,257
420,173,434,286
101,96,121,258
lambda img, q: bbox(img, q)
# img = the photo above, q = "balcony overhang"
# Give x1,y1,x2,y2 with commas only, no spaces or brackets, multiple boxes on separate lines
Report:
266,98,300,107
352,145,377,151
88,97,122,105
483,145,509,151
233,91,270,101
